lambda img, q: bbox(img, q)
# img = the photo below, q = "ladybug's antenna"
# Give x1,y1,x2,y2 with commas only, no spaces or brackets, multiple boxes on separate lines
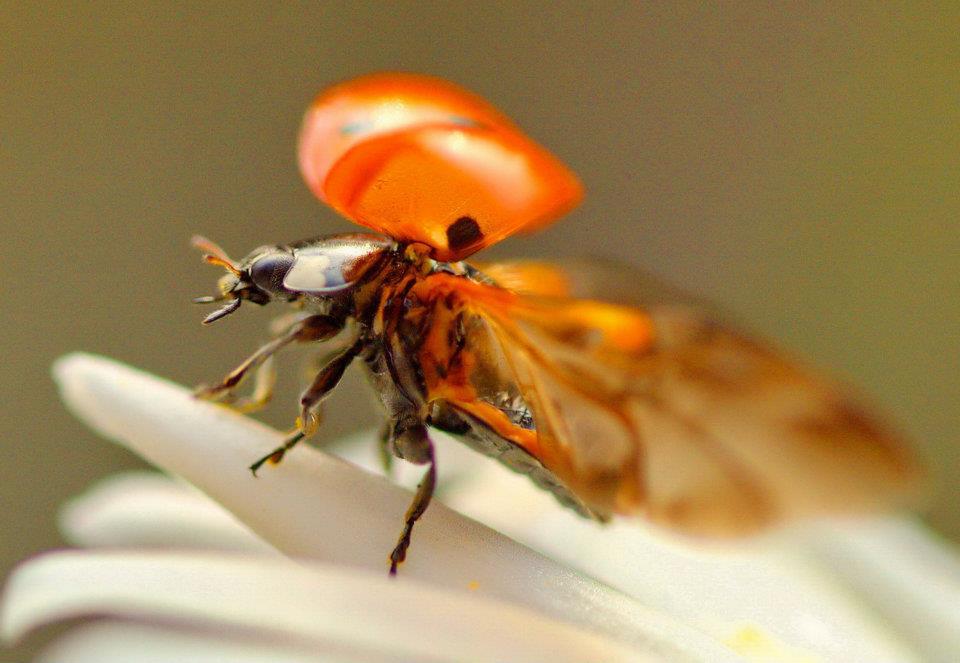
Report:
191,234,241,276
191,234,244,324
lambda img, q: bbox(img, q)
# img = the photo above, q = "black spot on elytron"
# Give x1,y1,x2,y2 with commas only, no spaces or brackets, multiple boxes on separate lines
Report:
446,216,484,253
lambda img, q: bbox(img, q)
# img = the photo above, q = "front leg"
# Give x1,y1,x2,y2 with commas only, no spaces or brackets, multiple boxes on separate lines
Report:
222,355,276,414
195,314,341,402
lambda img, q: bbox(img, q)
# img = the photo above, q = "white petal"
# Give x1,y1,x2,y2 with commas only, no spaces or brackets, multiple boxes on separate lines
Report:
7,550,662,663
60,471,276,554
37,621,348,663
50,353,740,661
445,457,919,662
790,517,960,661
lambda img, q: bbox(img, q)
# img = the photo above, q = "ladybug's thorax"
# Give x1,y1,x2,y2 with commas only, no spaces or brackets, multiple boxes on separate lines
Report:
280,234,394,296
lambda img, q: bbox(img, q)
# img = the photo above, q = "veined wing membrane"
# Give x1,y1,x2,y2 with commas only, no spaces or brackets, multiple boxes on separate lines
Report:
457,274,920,536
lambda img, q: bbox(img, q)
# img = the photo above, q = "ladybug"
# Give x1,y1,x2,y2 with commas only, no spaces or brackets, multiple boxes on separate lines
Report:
193,73,919,574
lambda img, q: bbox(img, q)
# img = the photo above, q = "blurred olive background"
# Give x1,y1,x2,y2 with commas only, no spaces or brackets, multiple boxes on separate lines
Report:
2,1,957,641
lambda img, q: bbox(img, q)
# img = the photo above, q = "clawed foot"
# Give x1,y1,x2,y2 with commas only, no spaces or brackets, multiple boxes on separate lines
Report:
388,461,436,576
389,522,414,576
193,382,229,401
194,357,276,413
248,430,307,476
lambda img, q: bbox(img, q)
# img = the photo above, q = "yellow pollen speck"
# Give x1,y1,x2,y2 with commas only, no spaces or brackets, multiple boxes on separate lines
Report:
724,625,816,662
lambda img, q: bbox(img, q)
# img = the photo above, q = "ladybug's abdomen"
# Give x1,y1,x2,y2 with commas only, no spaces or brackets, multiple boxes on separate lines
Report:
429,400,597,518
384,274,597,519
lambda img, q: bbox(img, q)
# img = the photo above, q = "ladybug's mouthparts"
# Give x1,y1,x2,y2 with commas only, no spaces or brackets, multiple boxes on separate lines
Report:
192,290,241,324
196,296,241,325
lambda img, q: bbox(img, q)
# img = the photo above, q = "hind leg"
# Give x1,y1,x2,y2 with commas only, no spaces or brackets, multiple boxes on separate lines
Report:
382,415,436,575
389,441,436,575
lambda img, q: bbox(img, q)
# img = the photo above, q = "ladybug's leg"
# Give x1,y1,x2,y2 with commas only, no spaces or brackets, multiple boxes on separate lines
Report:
377,422,395,477
226,311,315,412
384,416,436,575
268,309,313,337
195,314,340,402
389,448,436,576
224,356,276,413
248,428,307,477
296,340,362,433
248,340,362,475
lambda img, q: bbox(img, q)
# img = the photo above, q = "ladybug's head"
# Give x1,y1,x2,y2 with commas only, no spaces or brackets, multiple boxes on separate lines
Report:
191,235,285,324
191,233,391,324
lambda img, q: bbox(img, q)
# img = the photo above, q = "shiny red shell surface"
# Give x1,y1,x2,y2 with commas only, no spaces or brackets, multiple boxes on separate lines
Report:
297,73,583,261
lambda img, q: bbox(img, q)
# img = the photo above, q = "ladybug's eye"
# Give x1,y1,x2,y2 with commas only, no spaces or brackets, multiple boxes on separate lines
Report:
249,251,294,293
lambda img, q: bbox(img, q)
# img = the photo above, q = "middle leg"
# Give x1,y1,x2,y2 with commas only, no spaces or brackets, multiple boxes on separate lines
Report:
195,314,342,403
248,340,362,474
